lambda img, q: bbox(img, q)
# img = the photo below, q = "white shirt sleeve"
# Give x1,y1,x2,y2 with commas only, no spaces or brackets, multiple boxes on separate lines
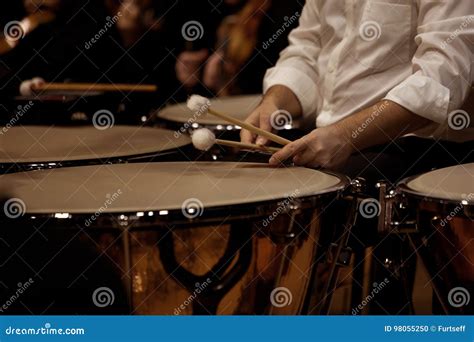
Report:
263,2,322,118
384,2,474,124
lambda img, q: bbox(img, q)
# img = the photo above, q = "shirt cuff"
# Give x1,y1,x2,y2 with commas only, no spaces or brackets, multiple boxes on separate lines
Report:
384,74,450,124
263,64,318,117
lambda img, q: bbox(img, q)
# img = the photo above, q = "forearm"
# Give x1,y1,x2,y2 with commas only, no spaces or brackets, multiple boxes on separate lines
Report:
263,85,303,117
335,100,431,151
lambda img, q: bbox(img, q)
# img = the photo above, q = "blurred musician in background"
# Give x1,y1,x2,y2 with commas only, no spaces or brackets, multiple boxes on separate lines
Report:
0,0,181,121
175,0,302,97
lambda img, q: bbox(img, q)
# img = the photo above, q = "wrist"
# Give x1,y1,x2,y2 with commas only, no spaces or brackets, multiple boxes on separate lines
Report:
262,85,302,117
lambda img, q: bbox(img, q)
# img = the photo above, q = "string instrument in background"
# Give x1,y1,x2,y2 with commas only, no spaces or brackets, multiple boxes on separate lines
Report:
209,0,271,96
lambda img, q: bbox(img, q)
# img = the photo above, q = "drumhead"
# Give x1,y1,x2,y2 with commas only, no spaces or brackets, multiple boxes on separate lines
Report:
158,95,262,125
0,162,346,214
404,163,474,203
0,126,190,163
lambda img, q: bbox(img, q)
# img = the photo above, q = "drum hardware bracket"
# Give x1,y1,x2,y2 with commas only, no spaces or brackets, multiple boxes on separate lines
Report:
377,182,417,234
306,189,359,314
349,177,366,195
267,199,303,244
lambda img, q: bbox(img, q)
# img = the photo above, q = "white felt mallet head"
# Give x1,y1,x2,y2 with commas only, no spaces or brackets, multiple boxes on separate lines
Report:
191,128,216,151
187,95,211,115
19,77,45,96
19,80,34,96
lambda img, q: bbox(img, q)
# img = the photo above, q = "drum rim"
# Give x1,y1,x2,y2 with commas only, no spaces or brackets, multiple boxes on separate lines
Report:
14,92,103,101
6,163,350,219
156,118,299,132
0,126,191,164
0,149,185,173
397,174,474,208
156,94,263,125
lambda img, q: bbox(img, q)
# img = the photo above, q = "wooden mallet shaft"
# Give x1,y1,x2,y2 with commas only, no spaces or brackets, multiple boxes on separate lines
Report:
215,139,280,153
32,83,157,93
208,108,291,146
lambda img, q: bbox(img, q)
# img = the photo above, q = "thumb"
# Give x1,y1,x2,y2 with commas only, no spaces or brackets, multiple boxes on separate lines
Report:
257,114,273,146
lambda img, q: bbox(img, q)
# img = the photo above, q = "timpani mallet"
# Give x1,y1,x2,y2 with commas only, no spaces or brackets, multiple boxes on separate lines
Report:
186,95,292,146
192,128,281,153
32,82,157,93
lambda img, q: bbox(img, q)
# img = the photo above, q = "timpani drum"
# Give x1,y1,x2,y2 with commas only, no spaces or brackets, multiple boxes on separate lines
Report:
10,92,154,125
0,162,353,315
0,126,191,173
156,95,263,132
379,163,474,314
11,93,103,125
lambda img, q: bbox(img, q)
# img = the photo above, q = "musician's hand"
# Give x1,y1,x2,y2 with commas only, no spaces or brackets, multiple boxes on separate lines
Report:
241,85,302,146
203,51,224,92
240,100,279,146
269,124,354,170
176,49,209,88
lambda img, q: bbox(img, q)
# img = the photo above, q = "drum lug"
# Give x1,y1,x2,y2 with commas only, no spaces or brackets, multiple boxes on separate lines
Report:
349,177,366,194
376,181,417,234
267,199,302,244
376,181,392,234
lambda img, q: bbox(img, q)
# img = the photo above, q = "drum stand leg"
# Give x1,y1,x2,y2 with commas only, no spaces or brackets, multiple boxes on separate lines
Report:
407,235,450,314
121,227,134,314
304,196,358,314
157,223,253,315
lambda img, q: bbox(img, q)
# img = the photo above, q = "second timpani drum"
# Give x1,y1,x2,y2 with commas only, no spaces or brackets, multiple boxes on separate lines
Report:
156,95,262,132
0,126,191,173
379,163,474,314
0,161,352,314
